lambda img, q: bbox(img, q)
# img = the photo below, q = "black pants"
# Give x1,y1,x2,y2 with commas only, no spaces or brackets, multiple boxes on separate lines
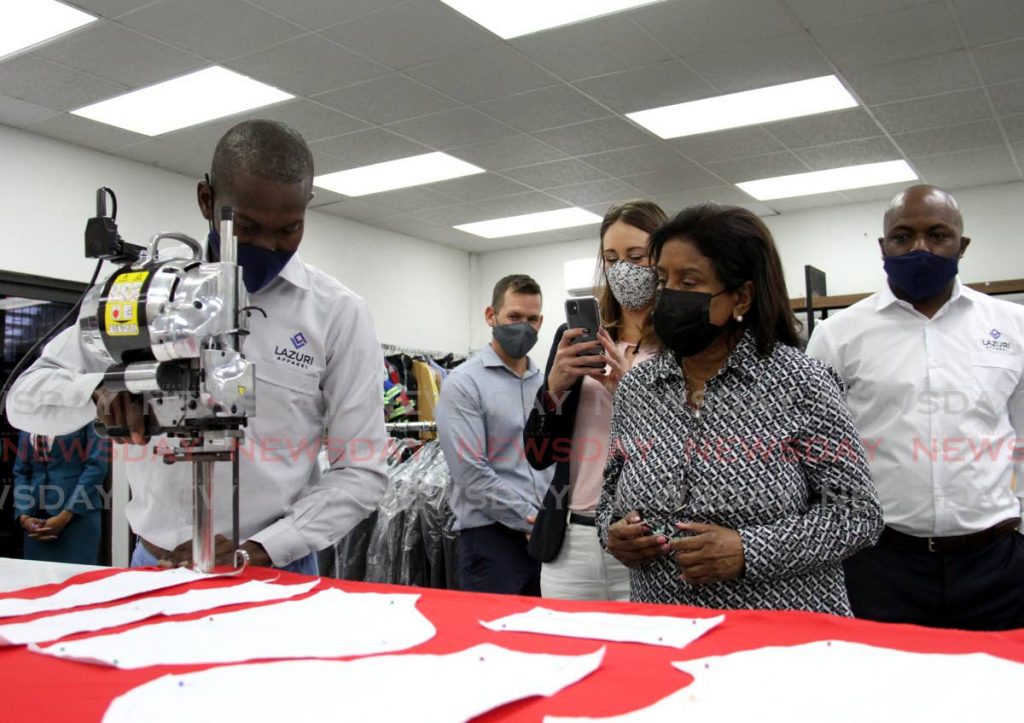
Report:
844,531,1024,631
458,523,541,596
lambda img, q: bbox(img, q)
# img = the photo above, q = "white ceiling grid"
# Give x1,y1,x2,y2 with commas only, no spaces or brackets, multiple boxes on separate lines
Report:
0,0,1021,251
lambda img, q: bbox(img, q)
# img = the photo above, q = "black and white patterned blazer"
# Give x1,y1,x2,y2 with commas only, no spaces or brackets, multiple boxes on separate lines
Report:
597,331,883,616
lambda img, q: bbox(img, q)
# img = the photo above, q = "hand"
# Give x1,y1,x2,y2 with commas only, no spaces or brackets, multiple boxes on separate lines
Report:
669,522,745,585
525,514,536,542
30,510,74,542
20,515,54,542
92,385,149,445
596,328,629,394
547,328,605,396
157,535,273,569
606,510,669,568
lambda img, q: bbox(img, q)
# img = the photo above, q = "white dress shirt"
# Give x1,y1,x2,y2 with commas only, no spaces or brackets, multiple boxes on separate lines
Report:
6,255,389,566
806,279,1024,536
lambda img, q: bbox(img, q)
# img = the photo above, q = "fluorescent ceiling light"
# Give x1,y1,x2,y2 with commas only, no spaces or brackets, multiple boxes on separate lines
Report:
456,208,602,238
737,160,918,201
314,153,484,197
1,1,96,60
439,0,667,39
71,67,293,136
627,76,858,139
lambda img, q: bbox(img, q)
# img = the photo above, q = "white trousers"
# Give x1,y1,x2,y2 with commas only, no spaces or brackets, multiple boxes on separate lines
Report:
541,521,631,601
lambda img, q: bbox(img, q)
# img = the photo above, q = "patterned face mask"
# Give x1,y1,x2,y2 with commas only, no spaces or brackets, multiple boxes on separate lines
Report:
605,260,658,310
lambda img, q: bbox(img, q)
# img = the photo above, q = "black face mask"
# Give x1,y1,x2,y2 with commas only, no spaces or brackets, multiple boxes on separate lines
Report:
652,288,728,358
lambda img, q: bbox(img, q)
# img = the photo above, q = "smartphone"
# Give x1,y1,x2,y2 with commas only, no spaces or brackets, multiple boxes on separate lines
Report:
564,296,604,366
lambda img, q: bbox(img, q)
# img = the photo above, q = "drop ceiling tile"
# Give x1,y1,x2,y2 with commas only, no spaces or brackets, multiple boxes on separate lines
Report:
231,99,369,143
1003,114,1024,143
27,114,147,152
795,137,903,170
809,2,962,71
502,159,609,189
419,192,569,227
914,145,1022,187
783,0,935,28
622,167,725,194
841,181,919,203
573,61,716,113
70,1,158,18
648,186,777,216
386,107,515,150
31,22,204,89
313,74,459,125
582,143,701,177
119,0,304,61
685,32,832,93
531,117,652,156
309,188,346,208
225,35,387,95
322,1,496,70
870,89,994,134
244,0,405,31
510,15,672,82
475,85,610,133
356,186,460,213
704,151,810,183
0,55,127,111
767,193,851,213
309,128,432,169
424,174,534,203
989,80,1024,116
0,93,60,127
765,108,884,148
405,44,557,104
973,39,1024,85
631,0,800,57
670,127,785,163
119,123,232,176
841,50,980,105
546,178,646,207
314,197,392,226
951,0,1024,46
447,134,568,170
893,120,1007,157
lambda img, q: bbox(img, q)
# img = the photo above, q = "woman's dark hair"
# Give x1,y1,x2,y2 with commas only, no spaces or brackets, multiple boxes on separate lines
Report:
649,203,800,356
595,199,667,345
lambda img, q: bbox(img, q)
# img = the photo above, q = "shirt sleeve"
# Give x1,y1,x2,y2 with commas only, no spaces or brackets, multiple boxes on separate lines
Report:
803,321,840,375
596,380,628,549
5,324,106,436
64,425,110,517
437,373,538,532
248,298,389,567
12,432,34,518
738,363,884,582
1008,370,1024,532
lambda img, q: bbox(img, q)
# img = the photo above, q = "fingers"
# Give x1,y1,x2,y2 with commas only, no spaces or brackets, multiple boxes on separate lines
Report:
124,394,148,445
526,515,536,526
668,531,710,553
559,327,590,345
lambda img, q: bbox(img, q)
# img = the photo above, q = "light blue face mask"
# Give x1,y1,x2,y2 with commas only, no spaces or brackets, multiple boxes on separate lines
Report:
207,228,294,293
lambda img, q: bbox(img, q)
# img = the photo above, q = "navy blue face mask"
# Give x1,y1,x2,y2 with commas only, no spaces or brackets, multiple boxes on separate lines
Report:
883,250,959,302
207,228,294,294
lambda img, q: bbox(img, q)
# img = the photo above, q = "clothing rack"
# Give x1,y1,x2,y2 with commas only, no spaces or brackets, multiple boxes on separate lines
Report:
385,421,438,433
381,342,467,360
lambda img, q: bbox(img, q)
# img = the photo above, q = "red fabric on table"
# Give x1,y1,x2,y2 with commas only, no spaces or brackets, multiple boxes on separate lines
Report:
1,567,1023,722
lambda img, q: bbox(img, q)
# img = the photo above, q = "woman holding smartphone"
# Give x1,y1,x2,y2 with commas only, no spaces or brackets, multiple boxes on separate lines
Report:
523,199,666,601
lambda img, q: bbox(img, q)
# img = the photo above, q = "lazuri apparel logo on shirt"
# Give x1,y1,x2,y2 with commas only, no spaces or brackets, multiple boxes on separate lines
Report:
275,331,314,369
982,328,1011,352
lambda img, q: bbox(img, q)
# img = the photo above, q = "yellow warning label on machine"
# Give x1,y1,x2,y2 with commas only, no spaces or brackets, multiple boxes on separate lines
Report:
105,271,149,337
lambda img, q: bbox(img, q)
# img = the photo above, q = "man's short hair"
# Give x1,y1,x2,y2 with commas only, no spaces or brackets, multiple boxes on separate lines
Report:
491,274,542,311
209,120,314,195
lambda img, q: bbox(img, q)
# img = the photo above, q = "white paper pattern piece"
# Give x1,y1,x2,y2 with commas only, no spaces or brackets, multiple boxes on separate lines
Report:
103,643,605,723
0,579,320,646
33,589,435,669
481,607,724,649
546,640,1024,722
0,568,229,619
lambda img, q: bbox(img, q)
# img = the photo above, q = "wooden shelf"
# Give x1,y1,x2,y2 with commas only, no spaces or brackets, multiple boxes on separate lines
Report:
791,278,1024,312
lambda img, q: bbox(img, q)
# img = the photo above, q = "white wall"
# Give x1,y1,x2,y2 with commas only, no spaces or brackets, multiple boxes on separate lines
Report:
0,124,472,565
472,181,1024,367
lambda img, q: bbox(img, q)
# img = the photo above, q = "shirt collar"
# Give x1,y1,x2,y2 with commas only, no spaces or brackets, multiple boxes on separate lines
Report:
481,343,539,378
652,329,761,384
875,277,968,314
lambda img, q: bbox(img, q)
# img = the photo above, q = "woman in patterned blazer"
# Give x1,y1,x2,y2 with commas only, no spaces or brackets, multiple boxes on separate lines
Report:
598,203,883,615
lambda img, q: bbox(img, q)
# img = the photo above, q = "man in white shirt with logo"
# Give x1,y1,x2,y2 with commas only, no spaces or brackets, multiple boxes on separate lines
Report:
6,120,388,575
806,185,1024,630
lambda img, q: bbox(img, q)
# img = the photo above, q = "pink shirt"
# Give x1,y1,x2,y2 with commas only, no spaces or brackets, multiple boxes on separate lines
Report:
568,341,656,513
